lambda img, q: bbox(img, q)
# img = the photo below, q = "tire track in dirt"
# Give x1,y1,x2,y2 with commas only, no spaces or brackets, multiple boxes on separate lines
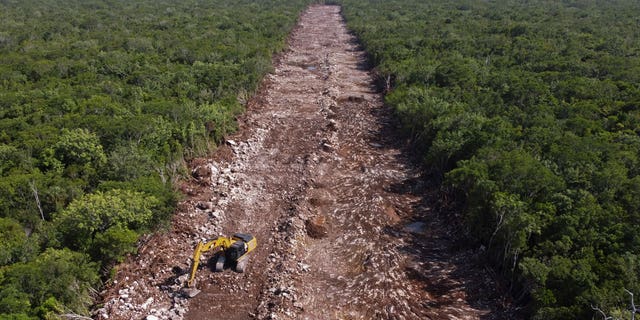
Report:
97,5,517,320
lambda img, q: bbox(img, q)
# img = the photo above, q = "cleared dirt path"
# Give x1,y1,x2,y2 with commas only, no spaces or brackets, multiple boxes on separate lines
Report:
97,5,516,320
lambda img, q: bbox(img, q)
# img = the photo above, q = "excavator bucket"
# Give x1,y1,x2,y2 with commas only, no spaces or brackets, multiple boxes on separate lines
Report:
182,286,201,298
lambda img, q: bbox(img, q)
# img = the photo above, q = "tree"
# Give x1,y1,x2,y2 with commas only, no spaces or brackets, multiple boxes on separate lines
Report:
91,225,138,264
0,248,99,317
0,145,26,176
41,128,107,182
0,218,28,266
53,189,158,257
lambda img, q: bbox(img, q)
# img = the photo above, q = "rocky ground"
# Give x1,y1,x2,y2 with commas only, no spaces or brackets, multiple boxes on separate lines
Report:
95,5,520,320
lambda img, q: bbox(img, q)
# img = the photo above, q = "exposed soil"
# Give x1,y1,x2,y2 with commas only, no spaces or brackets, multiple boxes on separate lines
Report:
96,5,519,320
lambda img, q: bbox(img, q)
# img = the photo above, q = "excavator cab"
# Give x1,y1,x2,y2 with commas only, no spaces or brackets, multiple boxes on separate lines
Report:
226,233,253,261
227,241,248,261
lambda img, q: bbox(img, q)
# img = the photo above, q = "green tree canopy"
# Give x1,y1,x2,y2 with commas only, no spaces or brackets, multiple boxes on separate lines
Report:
0,248,99,317
0,218,28,266
53,189,158,253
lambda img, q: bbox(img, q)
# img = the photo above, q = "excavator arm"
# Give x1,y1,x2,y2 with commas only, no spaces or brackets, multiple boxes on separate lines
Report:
187,236,233,287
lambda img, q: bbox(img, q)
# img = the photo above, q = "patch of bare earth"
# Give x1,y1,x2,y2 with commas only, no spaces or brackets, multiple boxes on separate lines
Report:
95,5,519,320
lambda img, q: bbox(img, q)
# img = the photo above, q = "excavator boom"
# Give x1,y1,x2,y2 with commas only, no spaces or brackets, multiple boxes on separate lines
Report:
187,237,232,287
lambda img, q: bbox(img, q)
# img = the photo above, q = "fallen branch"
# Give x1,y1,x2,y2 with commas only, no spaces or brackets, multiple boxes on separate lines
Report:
592,289,639,320
625,289,637,320
591,305,613,320
29,180,44,221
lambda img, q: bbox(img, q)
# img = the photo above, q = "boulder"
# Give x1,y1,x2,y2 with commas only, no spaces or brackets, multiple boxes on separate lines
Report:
305,215,328,239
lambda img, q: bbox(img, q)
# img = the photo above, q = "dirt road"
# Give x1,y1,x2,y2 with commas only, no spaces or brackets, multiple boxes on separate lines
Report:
97,5,517,320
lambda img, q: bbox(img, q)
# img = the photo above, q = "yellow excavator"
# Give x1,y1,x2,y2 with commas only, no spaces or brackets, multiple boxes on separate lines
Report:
186,233,257,288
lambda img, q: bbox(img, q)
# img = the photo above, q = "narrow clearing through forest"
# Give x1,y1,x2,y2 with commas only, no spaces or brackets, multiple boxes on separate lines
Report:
97,5,515,320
